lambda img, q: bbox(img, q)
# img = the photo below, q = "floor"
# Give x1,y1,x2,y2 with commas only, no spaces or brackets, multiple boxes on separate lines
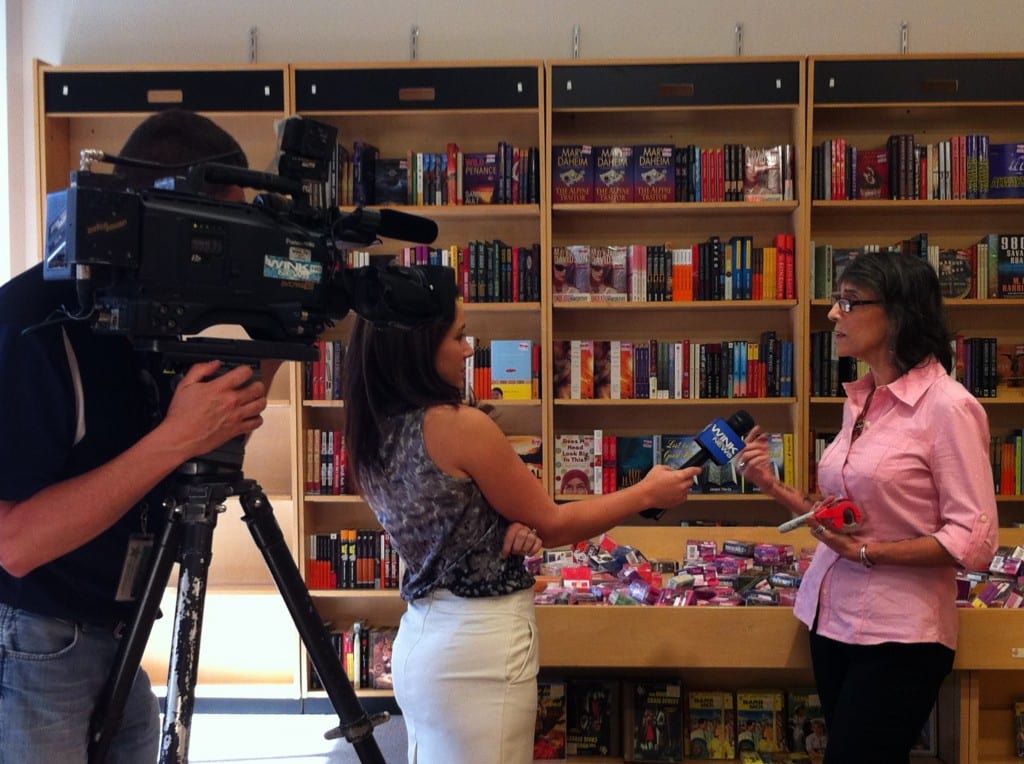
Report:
185,711,408,764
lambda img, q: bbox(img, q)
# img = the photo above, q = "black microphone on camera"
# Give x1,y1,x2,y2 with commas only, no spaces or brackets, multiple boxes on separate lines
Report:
640,409,756,520
336,207,439,245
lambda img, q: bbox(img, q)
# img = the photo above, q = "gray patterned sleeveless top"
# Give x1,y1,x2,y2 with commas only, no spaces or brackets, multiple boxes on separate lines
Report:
358,407,535,601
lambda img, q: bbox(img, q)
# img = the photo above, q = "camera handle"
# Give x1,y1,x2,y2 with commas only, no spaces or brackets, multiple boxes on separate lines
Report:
87,463,389,764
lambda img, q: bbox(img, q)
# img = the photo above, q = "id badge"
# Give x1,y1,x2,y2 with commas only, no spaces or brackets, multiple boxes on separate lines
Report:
114,533,155,602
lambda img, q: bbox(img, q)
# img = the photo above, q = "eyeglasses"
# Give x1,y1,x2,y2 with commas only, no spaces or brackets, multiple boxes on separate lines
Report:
830,295,882,313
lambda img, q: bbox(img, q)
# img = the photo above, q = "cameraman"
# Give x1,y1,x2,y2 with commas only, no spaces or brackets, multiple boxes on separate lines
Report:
0,110,275,763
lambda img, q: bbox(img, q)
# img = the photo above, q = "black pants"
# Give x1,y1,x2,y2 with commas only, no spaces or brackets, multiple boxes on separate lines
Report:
809,631,954,764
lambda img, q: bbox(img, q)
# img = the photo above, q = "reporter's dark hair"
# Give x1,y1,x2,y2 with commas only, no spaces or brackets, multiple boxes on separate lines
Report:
342,313,461,492
114,109,248,191
838,249,953,375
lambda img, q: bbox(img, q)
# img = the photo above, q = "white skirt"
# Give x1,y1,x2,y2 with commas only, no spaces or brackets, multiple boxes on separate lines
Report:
392,587,538,764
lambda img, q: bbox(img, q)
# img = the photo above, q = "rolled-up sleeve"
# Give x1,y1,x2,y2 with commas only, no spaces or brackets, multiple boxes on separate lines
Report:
931,396,999,571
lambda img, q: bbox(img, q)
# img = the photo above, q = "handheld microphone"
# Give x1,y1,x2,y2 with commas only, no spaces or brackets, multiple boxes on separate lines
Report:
640,410,756,520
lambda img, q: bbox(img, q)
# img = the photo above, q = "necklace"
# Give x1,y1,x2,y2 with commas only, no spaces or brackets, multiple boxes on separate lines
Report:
851,387,876,441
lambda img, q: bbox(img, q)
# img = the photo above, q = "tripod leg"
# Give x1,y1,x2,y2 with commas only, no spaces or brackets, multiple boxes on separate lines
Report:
239,486,388,764
160,493,221,764
89,505,184,764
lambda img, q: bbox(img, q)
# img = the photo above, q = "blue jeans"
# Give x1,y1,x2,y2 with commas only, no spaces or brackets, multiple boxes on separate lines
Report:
0,604,160,764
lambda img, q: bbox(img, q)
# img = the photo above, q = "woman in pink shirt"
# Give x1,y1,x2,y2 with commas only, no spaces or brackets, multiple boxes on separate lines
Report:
738,250,998,763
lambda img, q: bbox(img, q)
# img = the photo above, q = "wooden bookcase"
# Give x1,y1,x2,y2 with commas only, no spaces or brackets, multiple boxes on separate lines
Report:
288,60,548,699
31,56,1024,760
33,61,303,698
807,54,1024,764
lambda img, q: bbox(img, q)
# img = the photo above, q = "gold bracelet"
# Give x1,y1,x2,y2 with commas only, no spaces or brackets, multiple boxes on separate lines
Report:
859,544,874,569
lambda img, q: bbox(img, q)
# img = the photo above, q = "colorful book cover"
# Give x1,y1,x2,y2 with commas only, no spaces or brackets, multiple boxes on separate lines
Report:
735,690,787,755
554,434,595,496
508,435,543,480
997,234,1024,297
566,678,621,757
566,244,592,299
604,245,630,301
589,246,620,303
743,146,784,201
786,688,823,755
551,144,595,204
627,680,684,762
617,435,655,490
490,339,534,400
1014,700,1024,757
368,628,396,690
463,151,498,204
855,148,890,199
988,143,1024,199
552,245,583,303
686,690,736,759
552,339,573,399
634,144,676,203
534,680,568,760
593,339,613,399
593,145,635,203
936,248,974,299
372,157,408,205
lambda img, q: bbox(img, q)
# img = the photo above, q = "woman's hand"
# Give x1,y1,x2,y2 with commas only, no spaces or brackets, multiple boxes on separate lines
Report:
735,426,777,493
502,522,542,558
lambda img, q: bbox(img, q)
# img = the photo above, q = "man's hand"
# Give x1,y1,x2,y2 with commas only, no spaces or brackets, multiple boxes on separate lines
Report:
159,360,270,461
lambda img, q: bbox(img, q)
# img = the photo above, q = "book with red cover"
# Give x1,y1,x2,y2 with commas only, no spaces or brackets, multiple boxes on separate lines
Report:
855,148,890,200
462,151,497,204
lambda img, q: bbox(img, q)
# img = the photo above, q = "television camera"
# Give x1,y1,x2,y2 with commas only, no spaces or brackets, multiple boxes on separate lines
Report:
39,116,442,764
42,115,445,365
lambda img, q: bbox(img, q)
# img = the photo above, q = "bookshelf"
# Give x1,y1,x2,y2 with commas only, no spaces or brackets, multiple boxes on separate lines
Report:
31,56,1024,761
807,54,1024,764
288,60,548,699
545,57,807,523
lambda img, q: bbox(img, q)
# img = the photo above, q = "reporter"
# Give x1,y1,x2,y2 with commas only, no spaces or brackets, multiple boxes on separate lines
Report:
343,265,700,764
0,110,273,763
737,250,998,764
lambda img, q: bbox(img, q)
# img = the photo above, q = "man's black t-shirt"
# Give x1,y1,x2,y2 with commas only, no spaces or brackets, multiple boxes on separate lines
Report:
0,264,168,624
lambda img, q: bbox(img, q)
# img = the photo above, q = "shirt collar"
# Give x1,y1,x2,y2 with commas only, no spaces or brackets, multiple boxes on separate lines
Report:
842,357,946,408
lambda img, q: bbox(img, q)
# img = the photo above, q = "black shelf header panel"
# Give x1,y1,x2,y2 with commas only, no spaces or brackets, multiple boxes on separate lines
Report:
814,59,1024,104
44,70,286,114
294,66,539,111
551,61,800,109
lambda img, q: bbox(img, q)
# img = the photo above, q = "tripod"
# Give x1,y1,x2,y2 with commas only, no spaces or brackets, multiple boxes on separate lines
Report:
87,340,390,764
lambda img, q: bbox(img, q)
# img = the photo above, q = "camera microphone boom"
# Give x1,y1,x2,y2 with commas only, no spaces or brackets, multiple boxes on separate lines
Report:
640,410,756,520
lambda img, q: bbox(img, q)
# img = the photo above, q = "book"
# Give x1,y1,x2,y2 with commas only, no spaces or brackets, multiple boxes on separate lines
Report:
490,339,534,399
552,245,584,303
566,678,621,757
686,690,736,759
617,435,655,490
988,143,1024,198
593,145,635,203
508,435,543,481
997,234,1024,298
626,680,684,762
352,141,379,206
463,151,498,204
534,680,568,760
936,247,974,299
634,144,676,203
1014,700,1024,757
372,157,408,205
551,144,595,203
552,339,572,399
554,434,595,495
368,627,397,690
735,690,787,754
743,146,784,201
786,688,823,755
855,148,890,199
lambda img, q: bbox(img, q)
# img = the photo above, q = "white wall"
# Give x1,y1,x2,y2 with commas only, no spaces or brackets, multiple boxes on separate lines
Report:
7,0,1024,277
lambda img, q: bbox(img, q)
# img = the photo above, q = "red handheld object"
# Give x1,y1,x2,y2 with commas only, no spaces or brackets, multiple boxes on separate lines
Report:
813,498,863,533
